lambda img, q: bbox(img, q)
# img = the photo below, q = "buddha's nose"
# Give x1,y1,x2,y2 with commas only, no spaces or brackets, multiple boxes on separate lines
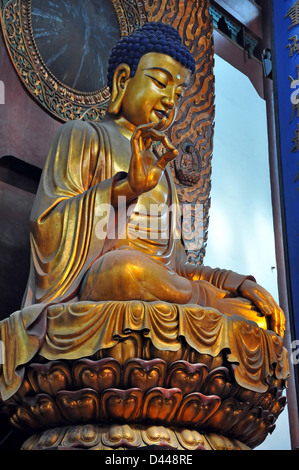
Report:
161,89,175,110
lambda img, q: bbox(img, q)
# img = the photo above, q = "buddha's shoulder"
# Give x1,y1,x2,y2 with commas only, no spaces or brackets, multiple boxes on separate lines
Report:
59,119,105,133
58,117,120,141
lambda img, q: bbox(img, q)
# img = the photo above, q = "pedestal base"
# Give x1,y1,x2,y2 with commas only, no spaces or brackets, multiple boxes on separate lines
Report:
21,423,251,450
0,300,290,450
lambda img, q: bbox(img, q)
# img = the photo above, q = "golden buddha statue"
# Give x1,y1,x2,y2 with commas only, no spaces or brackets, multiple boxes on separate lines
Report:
0,22,289,450
22,25,285,336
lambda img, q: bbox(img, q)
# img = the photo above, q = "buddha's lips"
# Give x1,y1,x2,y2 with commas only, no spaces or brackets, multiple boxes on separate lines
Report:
154,109,169,119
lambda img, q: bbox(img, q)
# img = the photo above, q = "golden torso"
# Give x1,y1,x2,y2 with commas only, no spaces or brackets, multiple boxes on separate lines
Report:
109,120,172,258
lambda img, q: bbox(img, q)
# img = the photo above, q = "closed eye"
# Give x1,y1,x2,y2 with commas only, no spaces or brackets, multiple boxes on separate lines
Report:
145,74,167,88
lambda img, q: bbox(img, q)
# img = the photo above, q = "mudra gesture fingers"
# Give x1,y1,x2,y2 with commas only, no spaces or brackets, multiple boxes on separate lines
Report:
238,279,286,337
129,121,178,196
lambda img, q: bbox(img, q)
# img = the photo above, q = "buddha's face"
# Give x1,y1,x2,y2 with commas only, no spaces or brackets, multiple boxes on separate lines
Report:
119,52,191,131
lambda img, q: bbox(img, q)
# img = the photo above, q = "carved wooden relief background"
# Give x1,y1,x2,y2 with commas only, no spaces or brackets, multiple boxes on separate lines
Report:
0,0,214,264
145,0,215,264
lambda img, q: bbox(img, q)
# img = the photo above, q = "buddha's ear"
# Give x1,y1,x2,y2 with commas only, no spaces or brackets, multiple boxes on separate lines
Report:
107,64,131,115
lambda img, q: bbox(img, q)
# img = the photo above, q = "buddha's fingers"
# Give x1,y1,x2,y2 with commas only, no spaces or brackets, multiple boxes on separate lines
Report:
131,122,157,152
239,279,286,337
132,121,171,147
270,306,286,338
132,122,156,139
157,148,179,169
141,131,179,169
131,121,178,171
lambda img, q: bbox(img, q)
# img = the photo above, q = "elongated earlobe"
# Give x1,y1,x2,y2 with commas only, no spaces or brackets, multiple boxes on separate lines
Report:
107,64,131,115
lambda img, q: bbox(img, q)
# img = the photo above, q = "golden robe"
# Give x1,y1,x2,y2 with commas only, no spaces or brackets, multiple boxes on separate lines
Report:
0,116,290,401
23,116,257,312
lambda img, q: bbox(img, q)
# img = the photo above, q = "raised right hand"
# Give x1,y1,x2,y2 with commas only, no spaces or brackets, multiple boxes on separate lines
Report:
127,120,178,197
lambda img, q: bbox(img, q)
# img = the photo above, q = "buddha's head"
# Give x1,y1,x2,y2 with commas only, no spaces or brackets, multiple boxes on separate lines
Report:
107,22,195,132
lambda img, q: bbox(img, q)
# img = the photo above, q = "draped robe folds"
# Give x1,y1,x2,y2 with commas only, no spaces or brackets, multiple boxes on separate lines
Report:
0,117,290,401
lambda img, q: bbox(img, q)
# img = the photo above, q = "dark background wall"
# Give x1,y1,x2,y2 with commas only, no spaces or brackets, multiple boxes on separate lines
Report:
0,30,61,319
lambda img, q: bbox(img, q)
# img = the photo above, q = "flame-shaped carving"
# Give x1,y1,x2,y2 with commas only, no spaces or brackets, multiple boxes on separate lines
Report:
145,0,215,264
